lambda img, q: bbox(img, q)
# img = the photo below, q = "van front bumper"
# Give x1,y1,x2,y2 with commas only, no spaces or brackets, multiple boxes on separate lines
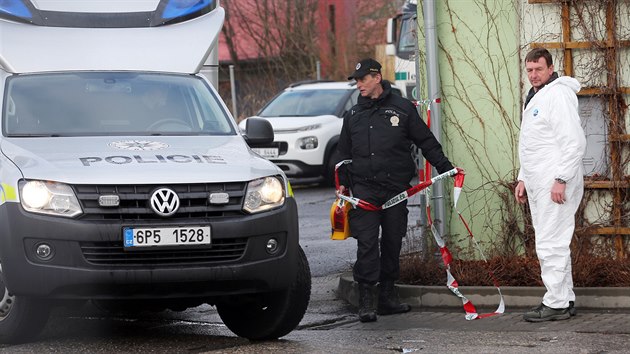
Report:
0,198,300,299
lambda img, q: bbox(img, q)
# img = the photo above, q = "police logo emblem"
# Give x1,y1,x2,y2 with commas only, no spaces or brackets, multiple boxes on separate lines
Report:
109,140,169,151
390,116,399,127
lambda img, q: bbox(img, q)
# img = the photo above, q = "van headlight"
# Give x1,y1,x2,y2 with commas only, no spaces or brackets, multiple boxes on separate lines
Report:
243,176,285,214
19,180,82,217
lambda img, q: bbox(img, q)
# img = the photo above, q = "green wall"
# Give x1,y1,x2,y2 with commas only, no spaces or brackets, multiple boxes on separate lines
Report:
416,0,523,257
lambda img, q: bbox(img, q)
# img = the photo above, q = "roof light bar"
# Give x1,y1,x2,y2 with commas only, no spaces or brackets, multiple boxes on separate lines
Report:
0,0,32,20
0,0,217,27
161,0,214,20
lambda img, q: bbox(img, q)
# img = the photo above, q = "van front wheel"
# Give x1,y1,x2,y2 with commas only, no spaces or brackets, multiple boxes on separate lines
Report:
216,247,311,340
0,264,50,344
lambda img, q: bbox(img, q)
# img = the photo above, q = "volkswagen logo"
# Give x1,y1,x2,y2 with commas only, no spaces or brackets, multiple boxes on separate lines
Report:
150,188,180,217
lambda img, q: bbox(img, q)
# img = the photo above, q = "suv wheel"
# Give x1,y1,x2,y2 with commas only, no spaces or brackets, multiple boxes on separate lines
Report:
0,263,50,344
216,246,311,340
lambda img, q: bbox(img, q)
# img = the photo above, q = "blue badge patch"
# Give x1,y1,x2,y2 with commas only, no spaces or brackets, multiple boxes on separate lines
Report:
533,108,539,117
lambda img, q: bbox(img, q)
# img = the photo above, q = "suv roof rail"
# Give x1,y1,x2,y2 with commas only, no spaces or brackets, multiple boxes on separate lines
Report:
287,79,335,88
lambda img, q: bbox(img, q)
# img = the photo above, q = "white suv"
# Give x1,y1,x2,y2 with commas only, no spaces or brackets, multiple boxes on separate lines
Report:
240,81,402,185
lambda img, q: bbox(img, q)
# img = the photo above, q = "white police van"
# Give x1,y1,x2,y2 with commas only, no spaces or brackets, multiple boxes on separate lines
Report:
0,0,310,343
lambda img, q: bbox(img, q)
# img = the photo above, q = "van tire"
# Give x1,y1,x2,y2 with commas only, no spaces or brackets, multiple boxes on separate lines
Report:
216,246,311,340
0,264,50,344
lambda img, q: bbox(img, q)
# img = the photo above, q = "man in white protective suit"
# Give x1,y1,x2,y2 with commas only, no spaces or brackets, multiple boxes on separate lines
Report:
515,48,586,322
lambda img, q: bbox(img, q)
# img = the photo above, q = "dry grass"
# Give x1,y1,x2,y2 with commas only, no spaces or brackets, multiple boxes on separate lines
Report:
399,254,630,287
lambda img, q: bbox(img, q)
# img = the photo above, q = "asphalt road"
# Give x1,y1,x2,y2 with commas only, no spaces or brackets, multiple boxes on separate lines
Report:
292,183,357,277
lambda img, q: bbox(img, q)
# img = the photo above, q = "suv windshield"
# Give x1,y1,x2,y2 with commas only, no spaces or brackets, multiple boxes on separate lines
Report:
259,89,349,117
3,72,235,137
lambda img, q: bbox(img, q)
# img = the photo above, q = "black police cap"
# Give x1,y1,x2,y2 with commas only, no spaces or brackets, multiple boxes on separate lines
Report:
347,58,382,80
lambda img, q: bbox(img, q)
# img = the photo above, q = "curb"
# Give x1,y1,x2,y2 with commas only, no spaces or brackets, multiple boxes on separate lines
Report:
337,272,630,310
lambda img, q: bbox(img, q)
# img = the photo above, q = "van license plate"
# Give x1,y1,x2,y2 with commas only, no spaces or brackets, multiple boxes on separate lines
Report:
123,226,211,248
252,147,279,158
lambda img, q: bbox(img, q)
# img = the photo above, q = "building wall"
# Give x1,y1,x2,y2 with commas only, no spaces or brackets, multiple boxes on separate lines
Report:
316,0,356,79
416,0,523,254
416,0,630,257
519,0,630,256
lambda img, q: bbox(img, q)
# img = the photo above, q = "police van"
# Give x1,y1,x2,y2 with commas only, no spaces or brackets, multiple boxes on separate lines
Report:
0,0,310,343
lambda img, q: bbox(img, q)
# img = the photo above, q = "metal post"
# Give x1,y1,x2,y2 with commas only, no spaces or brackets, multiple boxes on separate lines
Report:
423,0,447,237
413,10,428,259
316,60,321,80
229,64,237,120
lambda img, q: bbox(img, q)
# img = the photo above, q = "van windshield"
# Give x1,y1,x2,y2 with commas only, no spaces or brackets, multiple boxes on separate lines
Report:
3,73,236,137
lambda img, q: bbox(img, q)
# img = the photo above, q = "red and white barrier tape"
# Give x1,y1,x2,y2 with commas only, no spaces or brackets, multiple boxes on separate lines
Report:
334,158,504,320
421,97,504,319
424,175,505,320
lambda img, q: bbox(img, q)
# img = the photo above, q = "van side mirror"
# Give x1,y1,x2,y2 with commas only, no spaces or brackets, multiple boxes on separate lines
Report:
243,118,274,146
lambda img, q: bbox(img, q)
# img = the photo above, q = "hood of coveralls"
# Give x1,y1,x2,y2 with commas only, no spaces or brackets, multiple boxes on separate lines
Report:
544,75,581,93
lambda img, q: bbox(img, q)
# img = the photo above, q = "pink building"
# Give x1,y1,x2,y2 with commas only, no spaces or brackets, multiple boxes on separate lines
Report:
216,0,398,118
217,0,394,80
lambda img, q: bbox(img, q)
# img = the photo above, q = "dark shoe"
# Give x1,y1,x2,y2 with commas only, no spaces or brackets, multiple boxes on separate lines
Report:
377,281,411,316
358,283,377,322
569,301,576,316
523,303,570,322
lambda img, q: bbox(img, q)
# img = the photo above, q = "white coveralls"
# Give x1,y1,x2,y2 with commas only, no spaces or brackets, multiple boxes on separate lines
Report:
517,76,586,309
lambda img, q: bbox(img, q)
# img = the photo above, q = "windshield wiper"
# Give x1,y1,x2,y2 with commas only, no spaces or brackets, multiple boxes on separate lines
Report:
7,134,61,137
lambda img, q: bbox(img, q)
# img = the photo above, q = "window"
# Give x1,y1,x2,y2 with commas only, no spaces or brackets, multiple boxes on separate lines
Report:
397,15,416,59
3,72,235,136
259,89,350,117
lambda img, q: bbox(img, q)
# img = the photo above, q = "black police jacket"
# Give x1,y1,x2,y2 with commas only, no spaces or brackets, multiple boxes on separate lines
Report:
337,81,453,191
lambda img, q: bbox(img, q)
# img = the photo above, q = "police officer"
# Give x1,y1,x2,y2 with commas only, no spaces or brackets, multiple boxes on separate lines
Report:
336,58,454,322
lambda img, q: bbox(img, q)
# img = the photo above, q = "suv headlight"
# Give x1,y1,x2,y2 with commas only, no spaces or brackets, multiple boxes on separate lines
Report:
298,136,318,150
243,176,285,214
19,180,82,217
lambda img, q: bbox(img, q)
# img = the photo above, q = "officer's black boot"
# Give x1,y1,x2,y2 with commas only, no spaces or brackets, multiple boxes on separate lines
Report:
358,283,377,322
377,281,411,315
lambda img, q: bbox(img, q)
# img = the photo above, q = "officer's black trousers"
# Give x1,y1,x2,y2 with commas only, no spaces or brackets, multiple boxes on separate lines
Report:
349,182,409,285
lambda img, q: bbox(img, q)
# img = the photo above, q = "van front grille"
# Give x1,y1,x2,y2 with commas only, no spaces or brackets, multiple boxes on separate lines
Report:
73,182,246,221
